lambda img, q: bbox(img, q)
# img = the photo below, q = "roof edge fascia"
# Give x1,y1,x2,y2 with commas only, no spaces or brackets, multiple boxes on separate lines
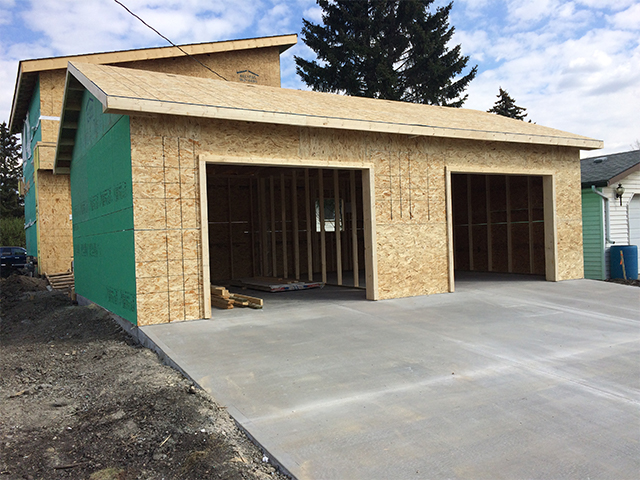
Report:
8,65,24,134
607,162,640,186
53,64,109,174
20,34,298,74
67,62,108,106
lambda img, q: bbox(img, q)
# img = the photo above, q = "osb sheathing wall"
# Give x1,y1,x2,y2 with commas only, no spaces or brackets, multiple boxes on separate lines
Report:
34,71,74,274
115,47,283,87
129,115,584,321
129,125,204,326
38,70,66,143
34,166,73,274
29,46,282,281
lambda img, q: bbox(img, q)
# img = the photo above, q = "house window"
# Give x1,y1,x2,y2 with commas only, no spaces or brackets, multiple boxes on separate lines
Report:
315,198,344,232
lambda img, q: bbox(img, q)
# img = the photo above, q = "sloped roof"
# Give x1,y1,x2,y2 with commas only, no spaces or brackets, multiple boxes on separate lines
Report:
54,61,603,173
9,34,297,134
581,149,640,187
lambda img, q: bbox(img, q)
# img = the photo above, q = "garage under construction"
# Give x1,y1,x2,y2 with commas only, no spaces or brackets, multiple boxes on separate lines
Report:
50,60,601,326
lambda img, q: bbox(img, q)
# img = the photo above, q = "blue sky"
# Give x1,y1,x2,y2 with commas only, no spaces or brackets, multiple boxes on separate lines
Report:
1,0,638,156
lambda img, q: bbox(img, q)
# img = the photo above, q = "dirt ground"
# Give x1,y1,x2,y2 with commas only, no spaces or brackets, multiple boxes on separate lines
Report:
0,275,289,480
605,277,640,287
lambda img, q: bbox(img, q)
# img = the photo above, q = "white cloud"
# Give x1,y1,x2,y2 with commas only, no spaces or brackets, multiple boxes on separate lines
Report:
302,6,323,24
257,3,294,36
610,3,640,30
2,0,639,157
507,0,562,24
454,1,640,155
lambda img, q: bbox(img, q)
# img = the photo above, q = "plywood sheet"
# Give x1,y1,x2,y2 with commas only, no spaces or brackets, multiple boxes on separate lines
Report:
131,124,206,324
117,47,283,88
35,170,73,275
129,106,585,314
69,61,601,150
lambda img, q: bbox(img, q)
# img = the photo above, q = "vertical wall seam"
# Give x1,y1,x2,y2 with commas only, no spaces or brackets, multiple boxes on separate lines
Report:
162,136,171,323
194,145,203,319
177,137,186,321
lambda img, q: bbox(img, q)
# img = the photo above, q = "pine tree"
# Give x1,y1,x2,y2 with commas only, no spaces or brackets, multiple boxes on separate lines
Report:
295,0,477,107
0,121,24,219
487,87,528,120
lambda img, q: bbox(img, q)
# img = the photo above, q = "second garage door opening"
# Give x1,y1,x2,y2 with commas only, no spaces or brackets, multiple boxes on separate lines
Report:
451,173,546,277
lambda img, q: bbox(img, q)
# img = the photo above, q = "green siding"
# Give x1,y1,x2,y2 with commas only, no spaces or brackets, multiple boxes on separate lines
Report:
582,188,605,280
70,91,137,324
23,79,41,258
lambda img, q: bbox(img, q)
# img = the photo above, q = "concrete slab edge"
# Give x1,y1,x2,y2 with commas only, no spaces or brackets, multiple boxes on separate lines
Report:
75,295,296,479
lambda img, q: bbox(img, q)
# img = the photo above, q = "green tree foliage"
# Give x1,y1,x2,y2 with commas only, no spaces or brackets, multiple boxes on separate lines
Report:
487,87,528,120
0,217,25,247
295,0,477,107
1,121,24,219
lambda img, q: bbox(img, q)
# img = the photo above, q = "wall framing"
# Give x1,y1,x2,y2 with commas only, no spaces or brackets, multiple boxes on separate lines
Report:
445,165,558,291
198,154,379,306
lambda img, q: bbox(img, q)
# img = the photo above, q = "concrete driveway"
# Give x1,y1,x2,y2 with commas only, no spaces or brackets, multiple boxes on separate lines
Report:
142,275,640,479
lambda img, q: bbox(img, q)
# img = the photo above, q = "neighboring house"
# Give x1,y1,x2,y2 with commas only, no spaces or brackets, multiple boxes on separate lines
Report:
581,149,640,279
8,34,297,275
50,59,602,326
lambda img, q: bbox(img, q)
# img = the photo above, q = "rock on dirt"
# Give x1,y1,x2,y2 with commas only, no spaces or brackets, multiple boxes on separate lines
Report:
0,275,290,480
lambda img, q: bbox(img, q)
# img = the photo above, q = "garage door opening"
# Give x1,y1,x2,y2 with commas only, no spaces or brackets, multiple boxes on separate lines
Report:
204,164,368,298
451,173,546,280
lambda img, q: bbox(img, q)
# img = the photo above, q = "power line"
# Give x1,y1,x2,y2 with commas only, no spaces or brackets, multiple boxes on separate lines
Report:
113,0,227,81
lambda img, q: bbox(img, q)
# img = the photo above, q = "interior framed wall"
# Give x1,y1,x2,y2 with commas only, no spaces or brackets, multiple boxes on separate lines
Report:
198,155,379,318
446,166,557,292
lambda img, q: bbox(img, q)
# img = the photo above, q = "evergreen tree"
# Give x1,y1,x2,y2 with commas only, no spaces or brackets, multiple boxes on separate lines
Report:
487,87,528,120
0,121,24,219
295,0,477,107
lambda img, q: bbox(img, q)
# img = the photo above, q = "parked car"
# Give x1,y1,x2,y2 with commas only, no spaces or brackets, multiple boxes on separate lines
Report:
0,246,35,277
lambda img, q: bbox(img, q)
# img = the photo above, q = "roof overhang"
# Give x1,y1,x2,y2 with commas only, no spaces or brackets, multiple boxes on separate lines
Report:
53,71,86,174
607,162,640,186
55,61,604,173
9,34,297,134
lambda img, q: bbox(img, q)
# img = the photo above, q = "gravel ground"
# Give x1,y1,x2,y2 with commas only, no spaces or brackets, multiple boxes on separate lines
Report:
0,275,290,480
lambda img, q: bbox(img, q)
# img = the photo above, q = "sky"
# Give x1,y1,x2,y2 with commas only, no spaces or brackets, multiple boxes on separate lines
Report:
1,0,639,157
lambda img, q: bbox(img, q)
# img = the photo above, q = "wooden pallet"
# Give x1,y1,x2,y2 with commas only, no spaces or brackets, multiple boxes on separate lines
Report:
45,271,75,290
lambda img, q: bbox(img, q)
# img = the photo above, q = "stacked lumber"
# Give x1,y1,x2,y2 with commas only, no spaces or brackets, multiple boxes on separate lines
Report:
45,271,75,291
210,285,263,310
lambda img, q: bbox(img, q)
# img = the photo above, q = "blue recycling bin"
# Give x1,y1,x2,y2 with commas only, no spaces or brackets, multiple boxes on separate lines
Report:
610,245,638,280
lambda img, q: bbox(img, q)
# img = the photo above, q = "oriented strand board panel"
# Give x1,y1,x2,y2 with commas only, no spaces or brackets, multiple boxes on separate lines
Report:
35,142,56,170
129,112,586,302
10,34,296,134
35,169,73,274
68,61,602,150
38,70,66,143
129,121,204,325
116,47,283,87
443,139,584,281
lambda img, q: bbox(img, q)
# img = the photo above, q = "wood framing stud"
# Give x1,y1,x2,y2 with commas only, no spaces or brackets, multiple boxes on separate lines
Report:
319,170,327,284
334,169,342,285
350,170,359,287
305,169,313,281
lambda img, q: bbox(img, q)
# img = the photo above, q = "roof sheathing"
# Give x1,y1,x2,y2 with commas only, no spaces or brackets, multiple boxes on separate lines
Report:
55,61,603,172
9,34,297,134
